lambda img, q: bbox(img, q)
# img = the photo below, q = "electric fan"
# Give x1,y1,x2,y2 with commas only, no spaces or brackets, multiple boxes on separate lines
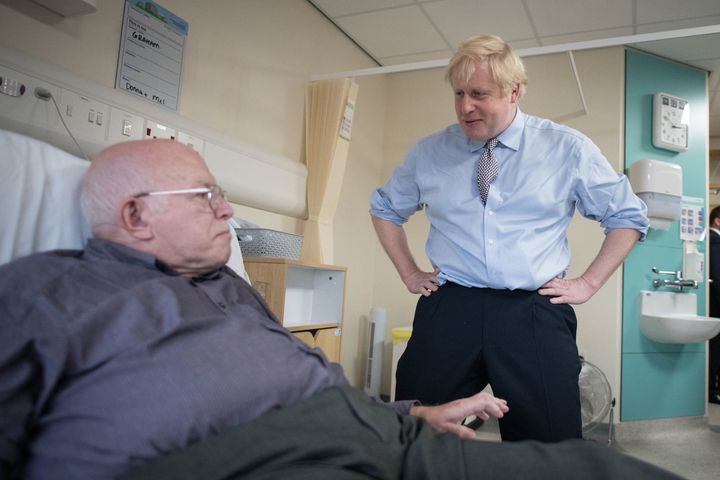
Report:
578,356,615,446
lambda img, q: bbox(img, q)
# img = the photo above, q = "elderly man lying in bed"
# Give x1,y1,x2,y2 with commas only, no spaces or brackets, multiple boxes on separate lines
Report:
0,139,680,480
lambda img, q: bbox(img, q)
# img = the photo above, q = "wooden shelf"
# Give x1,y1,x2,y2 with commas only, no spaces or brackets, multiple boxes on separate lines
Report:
243,256,347,271
243,257,346,362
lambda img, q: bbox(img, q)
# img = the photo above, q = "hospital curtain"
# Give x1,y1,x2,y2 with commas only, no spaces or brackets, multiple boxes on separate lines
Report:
301,78,358,264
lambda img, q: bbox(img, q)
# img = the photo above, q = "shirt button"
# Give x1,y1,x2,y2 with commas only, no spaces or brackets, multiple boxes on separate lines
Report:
488,210,494,216
488,239,494,245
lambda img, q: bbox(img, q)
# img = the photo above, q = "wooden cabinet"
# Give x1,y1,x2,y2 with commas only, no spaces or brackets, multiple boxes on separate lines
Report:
243,257,346,362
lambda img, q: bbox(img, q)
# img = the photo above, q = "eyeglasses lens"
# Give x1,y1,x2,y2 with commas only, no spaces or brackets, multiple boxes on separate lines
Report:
209,186,226,210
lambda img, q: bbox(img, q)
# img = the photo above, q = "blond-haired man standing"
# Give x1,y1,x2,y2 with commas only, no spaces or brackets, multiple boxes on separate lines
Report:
371,34,648,442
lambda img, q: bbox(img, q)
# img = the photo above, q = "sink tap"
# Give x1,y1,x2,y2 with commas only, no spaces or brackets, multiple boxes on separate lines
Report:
651,267,698,291
652,278,698,289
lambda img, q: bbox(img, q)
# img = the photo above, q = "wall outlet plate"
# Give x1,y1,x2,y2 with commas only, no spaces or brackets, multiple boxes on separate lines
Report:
144,119,176,140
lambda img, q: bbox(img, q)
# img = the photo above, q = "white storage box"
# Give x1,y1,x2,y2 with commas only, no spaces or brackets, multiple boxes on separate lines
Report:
235,228,303,260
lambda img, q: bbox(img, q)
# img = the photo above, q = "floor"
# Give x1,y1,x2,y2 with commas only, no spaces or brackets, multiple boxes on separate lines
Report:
474,402,720,480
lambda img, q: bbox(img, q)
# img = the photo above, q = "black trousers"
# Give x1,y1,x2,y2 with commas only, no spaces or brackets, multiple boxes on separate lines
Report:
121,386,681,480
396,283,582,442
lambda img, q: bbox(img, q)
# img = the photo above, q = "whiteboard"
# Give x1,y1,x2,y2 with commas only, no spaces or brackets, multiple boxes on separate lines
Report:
115,0,188,111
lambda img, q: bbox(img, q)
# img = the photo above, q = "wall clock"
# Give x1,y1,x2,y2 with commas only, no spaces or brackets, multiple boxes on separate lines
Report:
652,92,689,152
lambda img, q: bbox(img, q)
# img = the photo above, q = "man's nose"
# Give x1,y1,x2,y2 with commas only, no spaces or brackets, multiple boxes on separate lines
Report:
214,197,234,220
460,95,475,113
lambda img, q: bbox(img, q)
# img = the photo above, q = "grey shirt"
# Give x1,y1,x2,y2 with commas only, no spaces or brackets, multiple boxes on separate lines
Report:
0,239,414,479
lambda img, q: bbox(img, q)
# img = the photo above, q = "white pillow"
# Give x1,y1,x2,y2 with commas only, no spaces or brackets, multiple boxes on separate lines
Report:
0,129,90,264
226,224,250,283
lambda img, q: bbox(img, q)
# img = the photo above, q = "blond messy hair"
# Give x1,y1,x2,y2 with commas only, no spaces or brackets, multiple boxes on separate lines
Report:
445,34,528,98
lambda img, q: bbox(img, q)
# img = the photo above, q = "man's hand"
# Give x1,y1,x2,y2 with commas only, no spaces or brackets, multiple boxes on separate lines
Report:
409,391,509,439
539,228,641,305
538,276,596,305
402,267,441,296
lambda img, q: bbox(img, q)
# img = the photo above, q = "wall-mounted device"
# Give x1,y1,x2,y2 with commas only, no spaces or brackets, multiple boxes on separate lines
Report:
0,76,26,97
628,159,682,230
683,241,704,284
652,92,689,152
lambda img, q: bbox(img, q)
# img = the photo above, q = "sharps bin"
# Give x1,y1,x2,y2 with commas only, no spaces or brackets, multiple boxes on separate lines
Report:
390,326,412,401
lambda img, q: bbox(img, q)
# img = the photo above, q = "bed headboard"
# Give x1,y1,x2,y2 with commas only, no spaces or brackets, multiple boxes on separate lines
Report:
0,45,307,218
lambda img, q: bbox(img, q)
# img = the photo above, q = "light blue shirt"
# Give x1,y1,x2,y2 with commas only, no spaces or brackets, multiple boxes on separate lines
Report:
370,110,648,291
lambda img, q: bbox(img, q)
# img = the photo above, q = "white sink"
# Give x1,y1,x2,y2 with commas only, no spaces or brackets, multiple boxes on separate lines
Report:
639,290,720,344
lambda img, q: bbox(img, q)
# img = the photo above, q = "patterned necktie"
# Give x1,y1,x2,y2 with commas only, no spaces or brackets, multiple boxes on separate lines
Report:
478,137,498,205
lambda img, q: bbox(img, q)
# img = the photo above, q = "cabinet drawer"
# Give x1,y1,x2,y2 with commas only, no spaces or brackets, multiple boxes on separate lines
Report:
292,327,342,363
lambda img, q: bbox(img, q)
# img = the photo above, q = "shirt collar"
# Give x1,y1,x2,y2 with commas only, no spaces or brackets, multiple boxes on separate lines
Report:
84,238,227,280
84,238,181,276
467,108,525,153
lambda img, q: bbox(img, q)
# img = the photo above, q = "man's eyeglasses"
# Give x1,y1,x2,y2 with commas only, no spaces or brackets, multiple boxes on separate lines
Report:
133,185,227,211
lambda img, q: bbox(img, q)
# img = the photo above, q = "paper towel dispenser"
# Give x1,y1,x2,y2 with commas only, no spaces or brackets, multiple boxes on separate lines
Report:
628,159,682,230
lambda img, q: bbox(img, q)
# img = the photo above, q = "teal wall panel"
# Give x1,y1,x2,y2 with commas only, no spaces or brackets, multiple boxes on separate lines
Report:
622,49,708,420
622,352,706,420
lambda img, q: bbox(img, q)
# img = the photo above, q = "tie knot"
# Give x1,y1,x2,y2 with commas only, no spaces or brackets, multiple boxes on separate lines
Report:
485,137,498,151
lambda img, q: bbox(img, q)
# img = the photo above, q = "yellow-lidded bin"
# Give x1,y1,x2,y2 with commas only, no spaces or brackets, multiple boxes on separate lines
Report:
390,327,412,401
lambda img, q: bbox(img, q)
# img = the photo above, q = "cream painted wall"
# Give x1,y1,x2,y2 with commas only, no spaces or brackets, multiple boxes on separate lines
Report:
371,47,627,400
0,0,384,385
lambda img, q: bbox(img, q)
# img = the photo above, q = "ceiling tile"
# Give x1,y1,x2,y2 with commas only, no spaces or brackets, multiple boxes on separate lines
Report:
509,38,543,50
525,0,632,36
335,5,449,58
422,0,536,48
636,0,720,24
308,0,414,17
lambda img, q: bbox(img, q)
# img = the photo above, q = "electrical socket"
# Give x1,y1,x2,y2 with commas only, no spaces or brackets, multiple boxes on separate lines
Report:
144,120,176,140
0,65,61,131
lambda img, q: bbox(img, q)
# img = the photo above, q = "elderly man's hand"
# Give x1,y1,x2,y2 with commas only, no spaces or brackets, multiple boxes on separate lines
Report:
409,391,509,439
402,267,441,296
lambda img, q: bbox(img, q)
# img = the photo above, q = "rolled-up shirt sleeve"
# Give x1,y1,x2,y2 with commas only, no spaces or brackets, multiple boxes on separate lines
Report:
369,152,423,225
573,139,649,241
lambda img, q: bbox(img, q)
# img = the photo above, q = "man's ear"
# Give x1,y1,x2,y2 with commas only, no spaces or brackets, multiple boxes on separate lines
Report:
509,83,520,103
119,197,154,240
